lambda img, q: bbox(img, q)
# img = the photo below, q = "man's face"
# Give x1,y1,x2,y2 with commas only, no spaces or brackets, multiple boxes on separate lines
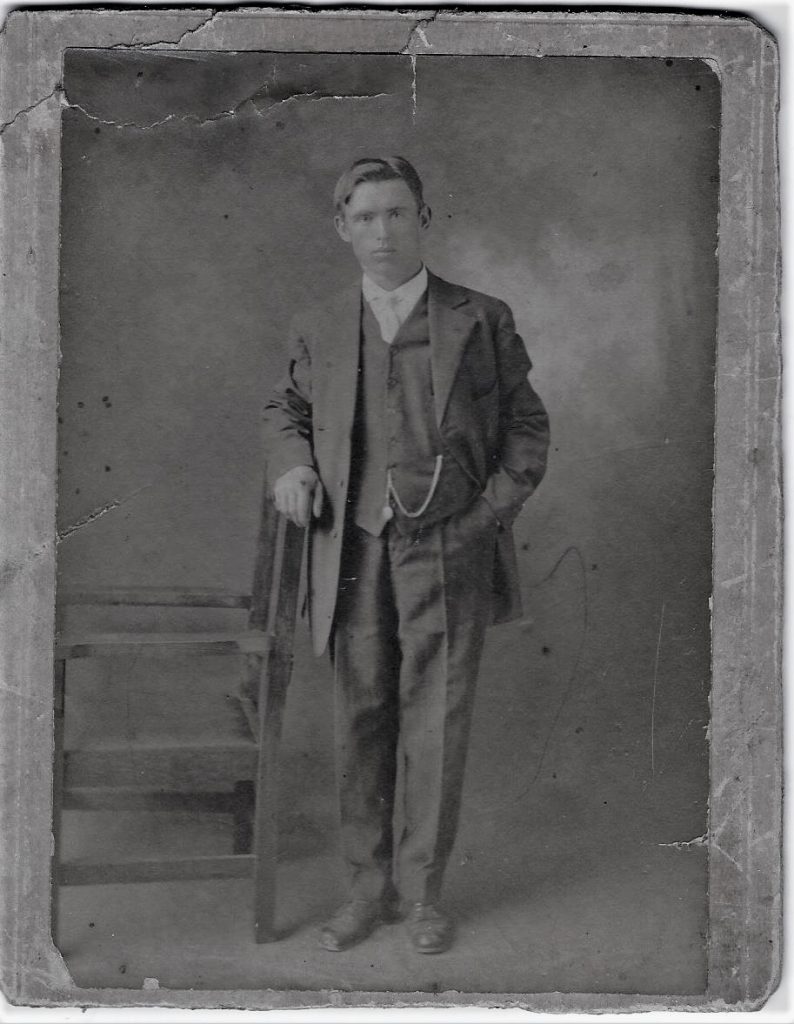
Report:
334,178,431,289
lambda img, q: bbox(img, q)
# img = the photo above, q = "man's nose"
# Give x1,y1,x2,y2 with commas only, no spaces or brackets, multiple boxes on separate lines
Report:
374,216,391,240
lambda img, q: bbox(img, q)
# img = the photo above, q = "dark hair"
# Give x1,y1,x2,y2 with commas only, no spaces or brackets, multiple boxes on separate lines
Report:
333,156,425,214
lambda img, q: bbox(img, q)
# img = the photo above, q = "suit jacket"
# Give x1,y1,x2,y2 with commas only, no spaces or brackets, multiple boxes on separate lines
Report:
263,270,550,656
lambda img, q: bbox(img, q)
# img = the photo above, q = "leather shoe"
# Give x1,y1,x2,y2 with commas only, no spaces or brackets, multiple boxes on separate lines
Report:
404,902,453,954
319,898,384,952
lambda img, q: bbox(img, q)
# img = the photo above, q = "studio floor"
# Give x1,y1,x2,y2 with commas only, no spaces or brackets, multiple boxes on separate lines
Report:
56,597,709,997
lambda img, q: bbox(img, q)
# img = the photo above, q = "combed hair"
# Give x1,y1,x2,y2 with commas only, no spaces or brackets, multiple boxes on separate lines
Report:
333,156,425,213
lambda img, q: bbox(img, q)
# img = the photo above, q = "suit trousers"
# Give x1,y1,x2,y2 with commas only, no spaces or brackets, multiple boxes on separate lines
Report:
331,498,499,904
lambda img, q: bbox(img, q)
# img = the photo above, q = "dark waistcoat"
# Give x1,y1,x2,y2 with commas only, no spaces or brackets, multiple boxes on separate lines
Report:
349,293,442,536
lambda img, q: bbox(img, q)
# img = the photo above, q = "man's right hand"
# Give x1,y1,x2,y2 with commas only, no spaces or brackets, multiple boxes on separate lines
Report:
273,465,324,528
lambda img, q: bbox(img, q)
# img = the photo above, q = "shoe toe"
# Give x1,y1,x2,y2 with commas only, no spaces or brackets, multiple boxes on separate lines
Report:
405,905,452,954
319,926,345,952
416,931,448,953
318,900,381,952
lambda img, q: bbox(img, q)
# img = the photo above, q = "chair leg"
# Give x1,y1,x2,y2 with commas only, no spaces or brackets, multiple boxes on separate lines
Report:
252,657,280,944
251,516,303,943
232,780,255,854
51,659,66,950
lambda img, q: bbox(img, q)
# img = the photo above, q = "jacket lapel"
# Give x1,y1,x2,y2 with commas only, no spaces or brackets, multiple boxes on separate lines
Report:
427,271,476,426
323,282,362,441
326,272,474,434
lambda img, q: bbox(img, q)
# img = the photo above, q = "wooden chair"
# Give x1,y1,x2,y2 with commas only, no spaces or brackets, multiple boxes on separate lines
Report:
51,488,304,944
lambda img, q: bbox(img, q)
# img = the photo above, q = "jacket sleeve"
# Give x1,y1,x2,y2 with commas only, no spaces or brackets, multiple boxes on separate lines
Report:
262,318,316,489
481,301,550,526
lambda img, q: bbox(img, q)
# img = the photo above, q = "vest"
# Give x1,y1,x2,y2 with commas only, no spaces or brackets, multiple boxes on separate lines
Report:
348,293,481,536
349,293,442,536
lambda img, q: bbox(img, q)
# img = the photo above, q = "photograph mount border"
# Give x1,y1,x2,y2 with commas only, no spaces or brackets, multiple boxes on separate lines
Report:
0,6,781,1012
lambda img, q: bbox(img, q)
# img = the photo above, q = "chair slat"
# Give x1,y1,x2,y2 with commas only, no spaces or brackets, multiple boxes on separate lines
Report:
65,745,258,789
59,854,255,886
58,588,252,609
55,632,271,659
62,790,239,813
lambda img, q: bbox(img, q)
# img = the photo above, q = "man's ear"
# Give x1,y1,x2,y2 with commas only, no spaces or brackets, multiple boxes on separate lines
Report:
419,204,432,231
334,212,351,243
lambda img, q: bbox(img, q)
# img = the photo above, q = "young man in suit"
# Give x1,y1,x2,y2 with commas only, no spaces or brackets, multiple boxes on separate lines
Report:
263,156,549,954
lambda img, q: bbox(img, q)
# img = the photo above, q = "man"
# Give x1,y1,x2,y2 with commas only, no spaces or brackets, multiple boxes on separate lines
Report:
263,156,549,954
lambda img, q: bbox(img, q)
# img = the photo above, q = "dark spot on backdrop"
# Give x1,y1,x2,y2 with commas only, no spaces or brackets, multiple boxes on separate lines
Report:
57,51,718,993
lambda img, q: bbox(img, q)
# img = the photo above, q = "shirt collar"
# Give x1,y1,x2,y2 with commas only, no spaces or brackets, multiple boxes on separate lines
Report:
362,264,428,308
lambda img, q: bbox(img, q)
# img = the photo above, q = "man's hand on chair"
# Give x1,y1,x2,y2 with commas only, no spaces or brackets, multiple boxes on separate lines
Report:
273,465,324,528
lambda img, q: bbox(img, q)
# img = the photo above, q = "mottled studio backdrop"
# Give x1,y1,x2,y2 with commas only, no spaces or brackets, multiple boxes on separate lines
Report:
57,52,719,993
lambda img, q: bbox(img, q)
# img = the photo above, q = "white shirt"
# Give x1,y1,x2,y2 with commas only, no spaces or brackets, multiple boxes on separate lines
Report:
362,265,428,344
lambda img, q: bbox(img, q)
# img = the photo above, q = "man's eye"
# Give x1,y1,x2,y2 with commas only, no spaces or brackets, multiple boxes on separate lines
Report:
390,210,403,218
